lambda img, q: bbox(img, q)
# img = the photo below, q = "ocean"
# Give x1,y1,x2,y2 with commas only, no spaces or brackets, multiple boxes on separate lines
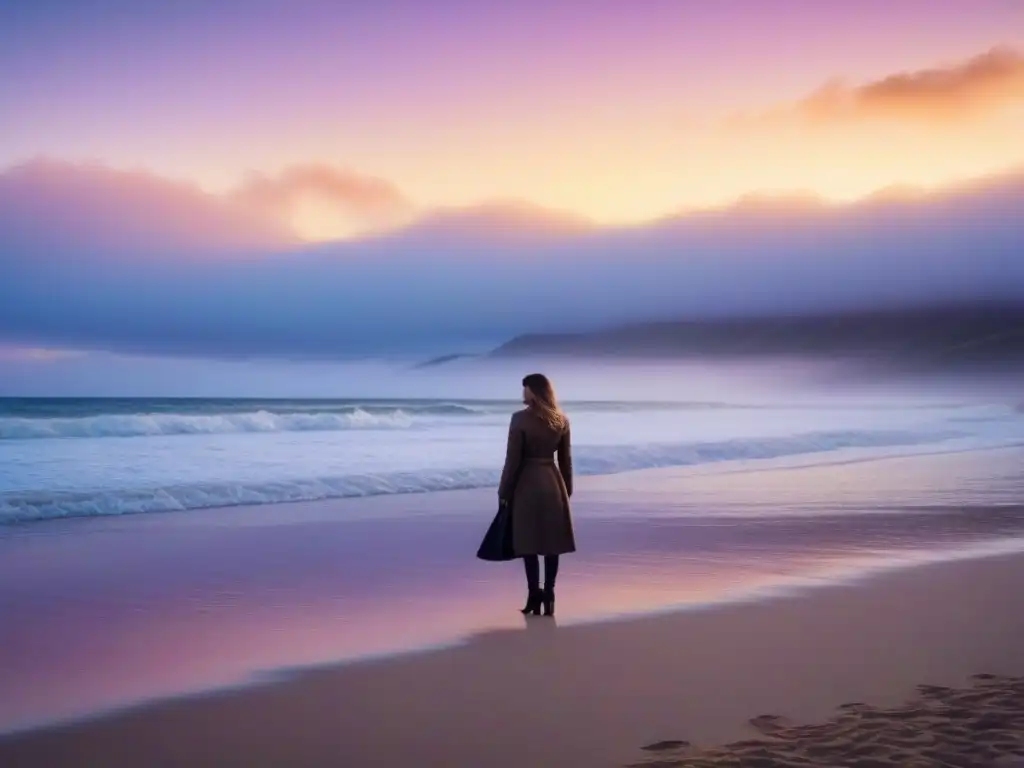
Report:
2,375,1023,524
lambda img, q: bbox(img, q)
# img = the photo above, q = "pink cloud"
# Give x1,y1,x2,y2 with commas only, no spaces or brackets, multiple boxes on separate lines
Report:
806,46,1024,121
231,164,416,234
0,158,298,256
732,46,1024,127
0,159,423,254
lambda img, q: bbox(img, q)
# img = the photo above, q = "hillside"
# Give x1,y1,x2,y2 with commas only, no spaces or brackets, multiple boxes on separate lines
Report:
489,303,1024,366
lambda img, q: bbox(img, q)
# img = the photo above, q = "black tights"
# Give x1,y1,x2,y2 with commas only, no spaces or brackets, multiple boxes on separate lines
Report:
523,554,559,592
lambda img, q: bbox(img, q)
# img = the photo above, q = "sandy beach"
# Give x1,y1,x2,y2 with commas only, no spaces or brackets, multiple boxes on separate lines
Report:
2,448,1024,766
1,545,1023,765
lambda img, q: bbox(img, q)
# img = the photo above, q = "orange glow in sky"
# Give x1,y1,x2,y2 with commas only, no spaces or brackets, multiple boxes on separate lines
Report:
2,3,1023,241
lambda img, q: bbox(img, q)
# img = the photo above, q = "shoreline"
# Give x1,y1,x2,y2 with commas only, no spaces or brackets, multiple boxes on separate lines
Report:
3,438,1021,531
3,551,1024,767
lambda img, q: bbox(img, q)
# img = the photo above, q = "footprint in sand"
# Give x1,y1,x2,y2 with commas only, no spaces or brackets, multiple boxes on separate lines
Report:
838,702,872,712
627,675,1024,768
917,684,955,698
639,739,690,752
748,714,793,734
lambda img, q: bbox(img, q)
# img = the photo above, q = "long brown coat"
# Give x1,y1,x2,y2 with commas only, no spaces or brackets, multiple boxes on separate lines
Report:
498,408,576,557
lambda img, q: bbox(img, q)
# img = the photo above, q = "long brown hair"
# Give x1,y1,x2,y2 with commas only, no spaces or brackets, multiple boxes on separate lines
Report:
522,373,567,431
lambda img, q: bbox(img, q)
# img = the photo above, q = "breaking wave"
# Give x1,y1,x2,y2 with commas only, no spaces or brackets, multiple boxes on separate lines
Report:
0,409,422,439
0,428,975,523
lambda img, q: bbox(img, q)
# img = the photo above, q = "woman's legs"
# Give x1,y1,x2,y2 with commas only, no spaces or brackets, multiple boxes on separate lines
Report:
521,555,542,615
524,554,561,616
523,555,559,591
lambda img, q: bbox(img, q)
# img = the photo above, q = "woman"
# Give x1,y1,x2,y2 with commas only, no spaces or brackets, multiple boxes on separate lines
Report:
498,373,576,617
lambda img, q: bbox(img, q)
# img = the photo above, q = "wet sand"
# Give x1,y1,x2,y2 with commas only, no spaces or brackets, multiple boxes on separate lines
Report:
2,551,1024,767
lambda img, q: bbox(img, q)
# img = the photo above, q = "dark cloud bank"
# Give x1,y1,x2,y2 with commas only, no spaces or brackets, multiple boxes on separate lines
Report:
1,160,1023,363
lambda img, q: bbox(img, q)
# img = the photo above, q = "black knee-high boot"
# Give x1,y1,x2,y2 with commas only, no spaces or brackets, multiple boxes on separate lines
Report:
542,555,559,616
543,555,559,590
521,555,542,615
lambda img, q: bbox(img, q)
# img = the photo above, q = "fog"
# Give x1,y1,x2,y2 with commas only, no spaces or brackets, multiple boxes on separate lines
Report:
3,346,1023,407
1,163,1022,358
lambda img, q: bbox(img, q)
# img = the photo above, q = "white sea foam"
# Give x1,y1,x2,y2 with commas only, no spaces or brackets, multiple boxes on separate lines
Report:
0,428,979,523
0,408,419,439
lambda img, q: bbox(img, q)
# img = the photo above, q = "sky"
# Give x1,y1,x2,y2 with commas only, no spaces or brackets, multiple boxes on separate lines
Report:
1,0,1024,389
2,0,1024,237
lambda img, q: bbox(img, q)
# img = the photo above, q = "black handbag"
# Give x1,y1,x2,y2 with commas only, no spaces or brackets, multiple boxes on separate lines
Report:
476,430,525,562
475,501,516,561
